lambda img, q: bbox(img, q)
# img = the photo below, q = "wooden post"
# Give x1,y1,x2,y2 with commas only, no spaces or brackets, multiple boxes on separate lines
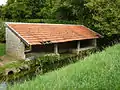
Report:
54,43,58,54
77,41,80,54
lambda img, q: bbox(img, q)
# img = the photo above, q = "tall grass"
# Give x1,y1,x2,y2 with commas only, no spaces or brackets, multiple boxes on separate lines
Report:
9,44,120,90
0,43,5,56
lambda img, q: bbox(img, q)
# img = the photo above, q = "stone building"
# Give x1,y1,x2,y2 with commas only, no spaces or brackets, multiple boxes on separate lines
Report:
6,22,101,60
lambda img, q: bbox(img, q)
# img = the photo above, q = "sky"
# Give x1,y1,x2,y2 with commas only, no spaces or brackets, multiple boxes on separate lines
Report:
0,0,7,5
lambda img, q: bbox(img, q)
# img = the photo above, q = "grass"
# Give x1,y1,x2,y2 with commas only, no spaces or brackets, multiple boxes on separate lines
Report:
0,43,5,56
9,44,120,90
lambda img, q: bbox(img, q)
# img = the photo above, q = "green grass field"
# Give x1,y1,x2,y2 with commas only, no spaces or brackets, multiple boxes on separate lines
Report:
9,44,120,90
0,43,5,56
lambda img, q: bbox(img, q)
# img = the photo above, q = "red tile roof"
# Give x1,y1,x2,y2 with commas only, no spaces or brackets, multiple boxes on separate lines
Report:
7,23,101,45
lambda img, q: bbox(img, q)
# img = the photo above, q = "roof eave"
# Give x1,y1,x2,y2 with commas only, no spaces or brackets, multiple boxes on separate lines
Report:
81,25,103,38
30,37,100,46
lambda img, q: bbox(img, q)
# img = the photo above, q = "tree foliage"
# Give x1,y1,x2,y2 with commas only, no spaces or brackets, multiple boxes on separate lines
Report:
85,0,120,36
0,0,120,43
0,21,5,42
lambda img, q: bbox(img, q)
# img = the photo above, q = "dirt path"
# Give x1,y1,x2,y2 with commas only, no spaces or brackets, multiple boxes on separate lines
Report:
0,55,18,67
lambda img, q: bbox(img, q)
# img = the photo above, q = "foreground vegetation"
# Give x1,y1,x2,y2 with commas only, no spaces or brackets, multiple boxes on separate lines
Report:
0,43,5,56
9,44,120,90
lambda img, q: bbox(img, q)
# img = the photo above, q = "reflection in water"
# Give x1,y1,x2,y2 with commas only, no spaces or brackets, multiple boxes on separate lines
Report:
0,82,7,90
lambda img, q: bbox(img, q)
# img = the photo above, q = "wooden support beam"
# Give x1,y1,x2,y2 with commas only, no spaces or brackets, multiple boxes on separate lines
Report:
54,43,58,54
77,41,80,54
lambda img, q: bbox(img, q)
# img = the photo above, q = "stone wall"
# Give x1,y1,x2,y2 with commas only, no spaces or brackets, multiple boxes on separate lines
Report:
6,27,25,59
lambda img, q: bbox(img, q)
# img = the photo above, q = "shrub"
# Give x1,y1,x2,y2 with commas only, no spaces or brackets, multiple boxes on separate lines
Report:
0,21,5,43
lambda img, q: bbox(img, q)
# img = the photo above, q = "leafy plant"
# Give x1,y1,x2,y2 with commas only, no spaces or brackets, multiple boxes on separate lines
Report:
0,21,5,43
84,0,120,36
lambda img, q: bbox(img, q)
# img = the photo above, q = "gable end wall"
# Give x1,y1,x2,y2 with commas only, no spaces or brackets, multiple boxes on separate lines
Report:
6,27,25,59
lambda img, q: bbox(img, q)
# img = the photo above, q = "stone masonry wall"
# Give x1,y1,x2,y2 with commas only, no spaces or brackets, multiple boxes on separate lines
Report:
6,27,25,59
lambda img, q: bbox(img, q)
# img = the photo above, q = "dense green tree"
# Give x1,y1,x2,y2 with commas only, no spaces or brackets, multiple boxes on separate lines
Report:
7,0,15,5
0,0,120,38
1,2,30,20
54,6,74,20
85,0,120,36
1,6,12,19
0,6,2,18
0,21,5,42
66,0,85,23
25,0,46,18
1,0,46,19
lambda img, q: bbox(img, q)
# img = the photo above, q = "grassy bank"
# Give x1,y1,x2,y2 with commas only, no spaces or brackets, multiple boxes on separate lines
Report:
0,43,5,56
9,44,120,90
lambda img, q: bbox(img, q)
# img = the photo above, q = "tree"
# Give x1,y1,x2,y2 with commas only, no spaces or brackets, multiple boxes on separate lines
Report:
84,0,120,36
54,6,74,20
25,0,46,18
0,6,2,18
7,0,15,5
0,21,5,42
1,2,30,20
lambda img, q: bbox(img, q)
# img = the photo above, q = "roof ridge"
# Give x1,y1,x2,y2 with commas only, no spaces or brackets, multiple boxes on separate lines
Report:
6,22,83,26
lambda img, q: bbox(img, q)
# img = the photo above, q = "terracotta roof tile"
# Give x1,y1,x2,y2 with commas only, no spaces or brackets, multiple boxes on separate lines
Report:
7,23,101,45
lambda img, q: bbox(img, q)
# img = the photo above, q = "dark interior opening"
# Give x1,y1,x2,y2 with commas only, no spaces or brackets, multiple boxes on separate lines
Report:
58,41,77,53
31,44,54,53
25,44,54,58
8,71,14,75
80,39,94,48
